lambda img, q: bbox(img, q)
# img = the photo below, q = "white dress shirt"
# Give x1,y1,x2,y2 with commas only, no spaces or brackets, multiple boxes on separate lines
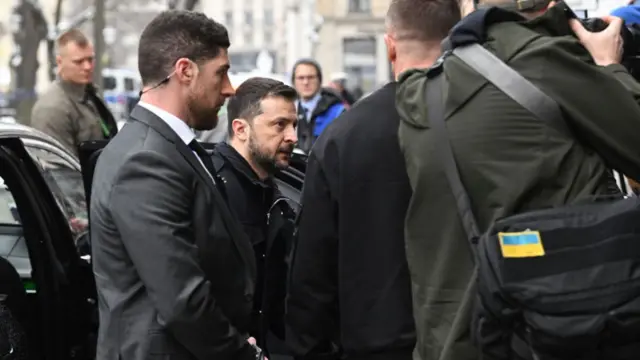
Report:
137,101,215,183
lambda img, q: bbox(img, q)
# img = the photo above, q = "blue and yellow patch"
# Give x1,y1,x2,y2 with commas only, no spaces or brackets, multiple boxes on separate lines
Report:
498,230,545,258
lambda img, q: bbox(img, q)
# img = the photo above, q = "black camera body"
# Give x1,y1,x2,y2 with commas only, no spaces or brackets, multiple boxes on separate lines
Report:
568,6,640,80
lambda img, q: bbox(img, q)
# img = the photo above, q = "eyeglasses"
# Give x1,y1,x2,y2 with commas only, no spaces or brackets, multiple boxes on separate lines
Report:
295,75,318,82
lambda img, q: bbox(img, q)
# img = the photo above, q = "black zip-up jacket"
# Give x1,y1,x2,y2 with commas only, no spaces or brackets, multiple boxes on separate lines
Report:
211,143,296,349
286,82,416,360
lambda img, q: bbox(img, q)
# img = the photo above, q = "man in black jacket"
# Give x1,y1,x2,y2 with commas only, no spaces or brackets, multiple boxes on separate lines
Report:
286,81,415,360
210,77,299,353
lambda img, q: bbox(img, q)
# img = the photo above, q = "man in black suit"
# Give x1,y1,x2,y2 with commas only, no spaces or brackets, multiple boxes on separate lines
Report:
90,11,258,360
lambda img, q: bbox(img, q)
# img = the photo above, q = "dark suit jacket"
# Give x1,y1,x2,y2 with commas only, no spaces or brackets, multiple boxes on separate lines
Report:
90,105,257,360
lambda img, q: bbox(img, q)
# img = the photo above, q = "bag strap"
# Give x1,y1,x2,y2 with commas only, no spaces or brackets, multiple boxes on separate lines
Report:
427,67,482,250
428,43,569,249
453,44,566,129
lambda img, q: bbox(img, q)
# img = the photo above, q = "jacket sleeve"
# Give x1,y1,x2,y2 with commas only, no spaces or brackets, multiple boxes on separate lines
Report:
30,100,77,155
109,150,255,360
532,36,640,181
286,150,340,359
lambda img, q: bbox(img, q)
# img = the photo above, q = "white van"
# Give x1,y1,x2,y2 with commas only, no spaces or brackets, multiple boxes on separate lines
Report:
102,68,141,126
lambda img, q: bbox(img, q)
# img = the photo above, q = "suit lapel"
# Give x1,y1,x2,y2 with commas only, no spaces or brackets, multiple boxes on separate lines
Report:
129,106,257,280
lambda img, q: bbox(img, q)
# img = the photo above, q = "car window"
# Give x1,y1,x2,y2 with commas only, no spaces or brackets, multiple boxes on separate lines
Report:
25,147,87,237
0,177,19,225
103,76,116,91
124,78,135,92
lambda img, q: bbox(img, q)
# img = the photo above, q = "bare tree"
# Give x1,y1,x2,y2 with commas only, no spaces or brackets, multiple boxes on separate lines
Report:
47,0,66,81
10,0,49,125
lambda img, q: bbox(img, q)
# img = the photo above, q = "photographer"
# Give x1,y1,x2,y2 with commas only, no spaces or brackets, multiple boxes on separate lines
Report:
396,0,640,358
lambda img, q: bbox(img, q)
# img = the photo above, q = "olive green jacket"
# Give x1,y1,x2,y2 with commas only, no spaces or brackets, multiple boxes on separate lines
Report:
397,6,640,360
31,80,117,157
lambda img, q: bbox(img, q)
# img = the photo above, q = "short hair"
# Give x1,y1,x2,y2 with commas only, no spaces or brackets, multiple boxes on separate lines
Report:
386,0,461,42
56,28,90,54
138,10,230,86
227,77,298,138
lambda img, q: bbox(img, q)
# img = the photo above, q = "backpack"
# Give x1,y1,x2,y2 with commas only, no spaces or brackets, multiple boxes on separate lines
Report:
426,43,640,359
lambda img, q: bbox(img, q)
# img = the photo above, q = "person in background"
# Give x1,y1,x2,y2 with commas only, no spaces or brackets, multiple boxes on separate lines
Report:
611,0,640,24
327,72,357,106
291,59,345,153
210,77,298,355
31,28,117,157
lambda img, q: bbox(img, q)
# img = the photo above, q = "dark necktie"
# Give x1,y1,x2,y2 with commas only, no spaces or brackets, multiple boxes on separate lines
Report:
188,139,216,176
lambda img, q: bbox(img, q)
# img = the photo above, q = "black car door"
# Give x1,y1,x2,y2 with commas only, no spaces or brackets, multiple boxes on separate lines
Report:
0,137,96,360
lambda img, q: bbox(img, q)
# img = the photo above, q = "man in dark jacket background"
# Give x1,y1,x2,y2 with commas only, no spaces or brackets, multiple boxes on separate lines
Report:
291,59,345,153
396,0,640,358
210,77,299,354
285,2,460,359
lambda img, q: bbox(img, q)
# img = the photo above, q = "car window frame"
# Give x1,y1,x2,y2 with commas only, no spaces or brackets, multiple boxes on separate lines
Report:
20,137,86,236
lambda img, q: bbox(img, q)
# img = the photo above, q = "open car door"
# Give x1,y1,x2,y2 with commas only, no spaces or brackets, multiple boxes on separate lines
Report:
0,138,97,360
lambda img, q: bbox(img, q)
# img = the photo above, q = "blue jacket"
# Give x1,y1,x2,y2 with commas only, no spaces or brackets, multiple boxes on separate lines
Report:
296,88,346,152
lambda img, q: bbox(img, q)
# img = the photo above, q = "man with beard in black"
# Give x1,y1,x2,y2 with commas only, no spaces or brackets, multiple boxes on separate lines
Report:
210,77,299,356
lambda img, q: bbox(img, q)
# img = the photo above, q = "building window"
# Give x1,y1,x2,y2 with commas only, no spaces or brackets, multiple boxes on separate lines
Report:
244,30,253,45
244,11,253,25
264,30,273,44
343,37,376,93
224,11,233,26
348,0,371,13
264,9,273,26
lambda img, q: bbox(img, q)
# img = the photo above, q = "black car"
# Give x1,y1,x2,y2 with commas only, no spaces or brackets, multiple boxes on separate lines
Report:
0,126,304,360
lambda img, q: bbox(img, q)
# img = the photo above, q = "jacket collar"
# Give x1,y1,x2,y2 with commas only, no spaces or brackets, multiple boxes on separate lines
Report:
57,79,89,102
216,143,275,190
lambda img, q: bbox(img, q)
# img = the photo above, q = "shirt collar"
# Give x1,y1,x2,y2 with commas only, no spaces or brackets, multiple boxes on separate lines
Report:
137,101,195,145
299,92,322,113
57,80,88,102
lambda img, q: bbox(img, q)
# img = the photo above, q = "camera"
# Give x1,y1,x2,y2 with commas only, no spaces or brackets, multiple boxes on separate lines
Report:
563,2,640,80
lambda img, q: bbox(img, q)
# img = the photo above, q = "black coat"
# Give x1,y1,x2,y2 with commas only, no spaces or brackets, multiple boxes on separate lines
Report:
211,143,296,348
286,82,416,360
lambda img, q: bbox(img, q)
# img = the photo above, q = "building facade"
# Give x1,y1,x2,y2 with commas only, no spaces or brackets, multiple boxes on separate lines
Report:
199,0,288,73
314,0,392,94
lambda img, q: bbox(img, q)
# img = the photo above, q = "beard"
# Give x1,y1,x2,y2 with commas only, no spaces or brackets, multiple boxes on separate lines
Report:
187,87,220,131
248,133,294,175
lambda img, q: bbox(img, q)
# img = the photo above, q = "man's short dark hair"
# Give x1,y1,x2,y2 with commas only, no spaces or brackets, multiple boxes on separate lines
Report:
386,0,461,42
227,77,298,138
138,10,230,86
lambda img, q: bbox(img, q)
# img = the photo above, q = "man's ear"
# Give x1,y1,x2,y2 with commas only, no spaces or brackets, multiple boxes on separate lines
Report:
231,118,250,141
175,58,196,84
383,34,396,64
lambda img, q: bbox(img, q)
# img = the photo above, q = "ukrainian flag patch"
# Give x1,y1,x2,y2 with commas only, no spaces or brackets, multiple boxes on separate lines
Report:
498,230,545,258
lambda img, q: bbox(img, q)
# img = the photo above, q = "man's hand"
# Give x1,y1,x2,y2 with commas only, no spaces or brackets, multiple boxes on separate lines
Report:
569,16,624,66
247,337,268,360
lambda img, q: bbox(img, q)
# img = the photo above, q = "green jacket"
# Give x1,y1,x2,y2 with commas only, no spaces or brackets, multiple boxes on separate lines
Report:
31,80,117,157
397,5,640,360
